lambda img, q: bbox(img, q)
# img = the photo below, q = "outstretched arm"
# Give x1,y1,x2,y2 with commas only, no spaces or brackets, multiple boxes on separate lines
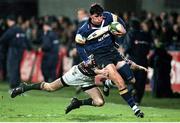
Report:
129,60,148,72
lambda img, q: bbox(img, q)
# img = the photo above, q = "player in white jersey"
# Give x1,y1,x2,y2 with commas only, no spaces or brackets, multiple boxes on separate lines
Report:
11,55,108,112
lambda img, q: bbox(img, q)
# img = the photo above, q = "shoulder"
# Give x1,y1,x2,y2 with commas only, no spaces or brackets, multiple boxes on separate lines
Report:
77,21,89,34
103,11,122,25
103,11,119,22
103,11,112,18
103,11,113,22
5,26,20,35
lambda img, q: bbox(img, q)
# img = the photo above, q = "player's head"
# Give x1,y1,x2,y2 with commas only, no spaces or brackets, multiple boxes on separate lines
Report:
6,15,16,27
43,19,52,32
89,3,104,26
129,18,140,30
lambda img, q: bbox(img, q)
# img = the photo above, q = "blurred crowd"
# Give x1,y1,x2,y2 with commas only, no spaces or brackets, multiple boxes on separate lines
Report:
0,9,179,98
0,10,179,53
120,11,180,49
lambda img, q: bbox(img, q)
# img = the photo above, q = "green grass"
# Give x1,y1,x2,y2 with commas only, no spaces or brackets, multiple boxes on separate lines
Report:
0,81,180,122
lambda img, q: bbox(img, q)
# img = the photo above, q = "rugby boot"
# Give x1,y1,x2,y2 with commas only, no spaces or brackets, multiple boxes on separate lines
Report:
65,97,80,114
11,83,25,98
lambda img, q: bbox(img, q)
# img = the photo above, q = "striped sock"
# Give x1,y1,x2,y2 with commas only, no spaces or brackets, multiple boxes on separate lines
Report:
119,87,140,113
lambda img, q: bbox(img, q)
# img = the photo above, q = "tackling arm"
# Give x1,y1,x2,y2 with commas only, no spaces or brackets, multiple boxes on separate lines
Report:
94,68,109,78
125,59,148,72
118,52,148,72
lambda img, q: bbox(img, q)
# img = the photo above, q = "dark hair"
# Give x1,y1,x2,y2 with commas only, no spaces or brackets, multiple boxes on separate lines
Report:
43,20,51,26
89,3,104,15
129,18,140,30
6,15,16,22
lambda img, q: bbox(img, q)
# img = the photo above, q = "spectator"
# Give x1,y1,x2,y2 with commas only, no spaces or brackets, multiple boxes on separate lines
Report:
159,20,174,47
41,19,59,82
123,18,151,104
0,15,31,90
149,42,174,98
76,8,89,27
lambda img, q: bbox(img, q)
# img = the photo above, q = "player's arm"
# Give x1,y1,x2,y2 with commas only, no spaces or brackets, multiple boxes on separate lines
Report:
76,44,89,62
94,68,109,77
127,59,148,72
75,34,86,44
75,32,89,63
111,13,126,36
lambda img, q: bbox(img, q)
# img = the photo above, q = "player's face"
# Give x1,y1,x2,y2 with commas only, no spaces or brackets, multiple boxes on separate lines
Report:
90,14,103,25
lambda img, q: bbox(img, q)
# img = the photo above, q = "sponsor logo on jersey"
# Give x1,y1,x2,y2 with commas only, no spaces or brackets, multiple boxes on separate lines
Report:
98,33,110,42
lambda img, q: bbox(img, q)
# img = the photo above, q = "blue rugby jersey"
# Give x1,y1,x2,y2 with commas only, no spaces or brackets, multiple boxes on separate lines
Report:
75,11,126,62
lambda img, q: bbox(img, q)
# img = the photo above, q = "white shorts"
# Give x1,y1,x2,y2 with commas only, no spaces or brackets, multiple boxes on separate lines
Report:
62,65,95,88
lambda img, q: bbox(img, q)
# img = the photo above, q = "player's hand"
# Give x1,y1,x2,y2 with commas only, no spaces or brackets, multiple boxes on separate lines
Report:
83,59,95,67
83,55,96,67
95,68,109,78
130,61,148,72
83,60,90,67
101,68,109,77
111,31,124,36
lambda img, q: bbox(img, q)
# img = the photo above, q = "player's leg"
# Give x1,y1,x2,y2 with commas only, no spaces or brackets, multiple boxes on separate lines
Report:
116,61,135,83
65,86,104,114
116,60,136,94
105,63,144,118
84,86,104,106
105,64,126,90
102,79,114,96
11,78,66,98
114,61,144,117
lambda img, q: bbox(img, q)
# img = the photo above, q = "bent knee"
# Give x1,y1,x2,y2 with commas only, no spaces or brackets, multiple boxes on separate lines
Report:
93,99,105,107
43,83,56,92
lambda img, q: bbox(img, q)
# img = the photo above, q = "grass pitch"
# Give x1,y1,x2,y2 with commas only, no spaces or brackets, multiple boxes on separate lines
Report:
0,81,180,122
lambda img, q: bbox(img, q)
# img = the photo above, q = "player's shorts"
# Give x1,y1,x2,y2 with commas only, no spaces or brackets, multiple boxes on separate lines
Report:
92,45,123,68
62,65,95,90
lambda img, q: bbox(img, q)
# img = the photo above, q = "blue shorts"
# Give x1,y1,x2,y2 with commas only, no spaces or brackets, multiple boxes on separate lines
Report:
92,46,123,68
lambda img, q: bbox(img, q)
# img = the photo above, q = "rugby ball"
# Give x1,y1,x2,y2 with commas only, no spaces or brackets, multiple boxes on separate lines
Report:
109,21,123,33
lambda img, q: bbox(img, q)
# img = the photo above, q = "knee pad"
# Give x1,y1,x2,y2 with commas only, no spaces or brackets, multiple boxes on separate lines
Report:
117,63,134,82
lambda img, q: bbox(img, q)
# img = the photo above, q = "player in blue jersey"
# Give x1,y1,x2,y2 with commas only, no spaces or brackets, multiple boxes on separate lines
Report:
75,4,144,118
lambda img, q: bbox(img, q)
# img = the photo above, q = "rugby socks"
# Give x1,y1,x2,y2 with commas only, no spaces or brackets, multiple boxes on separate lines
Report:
23,82,42,92
104,79,114,88
78,98,93,106
119,87,140,113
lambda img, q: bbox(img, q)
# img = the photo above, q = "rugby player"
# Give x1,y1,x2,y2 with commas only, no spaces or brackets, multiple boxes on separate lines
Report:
11,55,107,111
75,4,144,118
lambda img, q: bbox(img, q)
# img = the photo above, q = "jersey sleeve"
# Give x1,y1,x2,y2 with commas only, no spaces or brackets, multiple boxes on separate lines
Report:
75,24,90,62
76,43,89,62
75,27,86,44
